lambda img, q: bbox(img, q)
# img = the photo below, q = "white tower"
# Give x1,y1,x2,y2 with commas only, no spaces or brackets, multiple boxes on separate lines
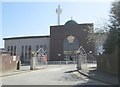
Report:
56,5,62,25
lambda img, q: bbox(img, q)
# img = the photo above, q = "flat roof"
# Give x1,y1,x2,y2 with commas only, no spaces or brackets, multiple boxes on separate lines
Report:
3,35,50,40
50,23,93,27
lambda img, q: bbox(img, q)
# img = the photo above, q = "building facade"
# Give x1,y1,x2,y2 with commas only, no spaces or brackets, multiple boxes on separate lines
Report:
3,36,50,63
3,20,106,63
50,20,94,61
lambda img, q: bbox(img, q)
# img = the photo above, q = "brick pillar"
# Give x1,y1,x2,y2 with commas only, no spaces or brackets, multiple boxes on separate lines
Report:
30,52,35,70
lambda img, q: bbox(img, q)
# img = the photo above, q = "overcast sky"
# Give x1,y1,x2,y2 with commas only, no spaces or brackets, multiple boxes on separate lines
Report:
1,0,115,48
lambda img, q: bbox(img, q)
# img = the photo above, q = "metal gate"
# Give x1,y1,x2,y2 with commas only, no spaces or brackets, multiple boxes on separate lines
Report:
34,48,47,69
76,46,87,70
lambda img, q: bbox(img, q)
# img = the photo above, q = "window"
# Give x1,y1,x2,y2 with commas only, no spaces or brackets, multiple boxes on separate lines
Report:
22,46,24,52
28,46,31,59
63,36,79,59
11,46,13,56
14,46,16,55
44,45,47,50
21,46,24,60
7,46,10,52
25,46,27,59
40,45,43,48
36,45,39,51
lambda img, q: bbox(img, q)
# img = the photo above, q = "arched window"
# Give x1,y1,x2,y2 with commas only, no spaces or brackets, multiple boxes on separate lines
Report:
63,36,79,60
63,36,79,51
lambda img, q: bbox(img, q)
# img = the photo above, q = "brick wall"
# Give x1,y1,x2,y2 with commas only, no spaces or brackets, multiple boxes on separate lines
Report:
0,52,20,72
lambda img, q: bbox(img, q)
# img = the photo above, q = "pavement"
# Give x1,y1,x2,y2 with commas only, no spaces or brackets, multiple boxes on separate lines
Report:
77,63,119,85
0,64,47,77
1,69,30,77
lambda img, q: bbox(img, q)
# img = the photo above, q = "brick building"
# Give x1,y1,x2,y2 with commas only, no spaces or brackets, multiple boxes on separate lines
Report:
50,20,94,61
3,20,104,63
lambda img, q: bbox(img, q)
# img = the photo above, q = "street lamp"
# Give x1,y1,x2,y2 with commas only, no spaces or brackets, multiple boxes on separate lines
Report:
89,51,92,54
58,53,61,65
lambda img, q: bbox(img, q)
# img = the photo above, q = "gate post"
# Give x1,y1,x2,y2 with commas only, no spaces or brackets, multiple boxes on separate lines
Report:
76,46,87,70
77,55,81,70
30,52,35,70
17,61,21,70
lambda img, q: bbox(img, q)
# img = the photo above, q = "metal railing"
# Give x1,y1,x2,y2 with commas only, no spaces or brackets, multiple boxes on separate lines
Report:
47,61,77,65
47,61,96,65
87,60,97,64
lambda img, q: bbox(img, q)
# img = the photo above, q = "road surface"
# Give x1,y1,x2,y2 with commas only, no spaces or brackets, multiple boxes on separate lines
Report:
1,64,107,86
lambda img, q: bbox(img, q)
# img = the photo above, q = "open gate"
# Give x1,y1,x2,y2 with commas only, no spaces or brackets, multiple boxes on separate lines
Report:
34,48,47,69
76,46,87,70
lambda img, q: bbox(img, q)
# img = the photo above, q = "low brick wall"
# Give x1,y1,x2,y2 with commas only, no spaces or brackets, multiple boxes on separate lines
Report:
96,53,118,75
0,53,20,72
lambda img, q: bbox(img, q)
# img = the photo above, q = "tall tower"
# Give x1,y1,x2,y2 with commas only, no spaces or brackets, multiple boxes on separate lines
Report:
56,5,62,25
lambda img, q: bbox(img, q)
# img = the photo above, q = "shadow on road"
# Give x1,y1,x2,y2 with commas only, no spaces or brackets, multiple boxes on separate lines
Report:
65,70,78,73
77,68,119,86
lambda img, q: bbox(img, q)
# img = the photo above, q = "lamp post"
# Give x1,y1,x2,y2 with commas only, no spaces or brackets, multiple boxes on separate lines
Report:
58,53,61,65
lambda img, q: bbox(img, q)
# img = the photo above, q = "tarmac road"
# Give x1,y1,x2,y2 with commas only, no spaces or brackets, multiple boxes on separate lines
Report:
1,64,107,86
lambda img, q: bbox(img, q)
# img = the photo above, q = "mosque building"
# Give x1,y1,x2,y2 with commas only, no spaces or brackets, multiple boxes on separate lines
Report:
3,19,95,63
3,5,105,63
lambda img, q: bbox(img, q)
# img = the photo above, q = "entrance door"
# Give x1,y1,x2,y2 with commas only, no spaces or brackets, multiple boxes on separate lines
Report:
63,35,79,62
